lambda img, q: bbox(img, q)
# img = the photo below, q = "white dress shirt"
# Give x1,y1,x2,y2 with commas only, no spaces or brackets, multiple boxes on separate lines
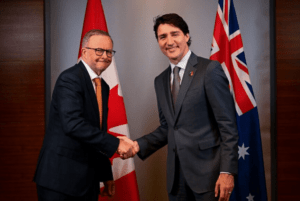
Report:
169,50,192,86
81,59,101,92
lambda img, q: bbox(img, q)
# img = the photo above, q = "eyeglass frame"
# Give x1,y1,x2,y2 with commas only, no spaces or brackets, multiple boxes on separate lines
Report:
84,47,116,57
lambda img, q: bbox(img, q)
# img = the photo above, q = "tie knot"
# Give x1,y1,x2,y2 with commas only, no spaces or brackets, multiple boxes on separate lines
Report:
173,66,180,75
94,78,101,86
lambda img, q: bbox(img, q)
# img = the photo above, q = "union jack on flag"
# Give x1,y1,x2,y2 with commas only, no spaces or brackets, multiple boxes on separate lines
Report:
210,0,268,201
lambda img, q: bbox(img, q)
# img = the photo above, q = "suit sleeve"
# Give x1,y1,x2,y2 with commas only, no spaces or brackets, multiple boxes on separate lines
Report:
54,71,119,158
204,61,239,174
136,77,168,160
99,155,114,181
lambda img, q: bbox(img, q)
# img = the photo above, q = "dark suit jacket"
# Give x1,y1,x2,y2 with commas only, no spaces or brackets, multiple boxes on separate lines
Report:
34,61,119,196
137,53,239,194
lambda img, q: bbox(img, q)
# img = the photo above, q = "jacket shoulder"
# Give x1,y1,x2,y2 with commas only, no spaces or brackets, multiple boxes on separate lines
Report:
52,63,86,94
59,63,84,79
155,66,170,82
194,55,220,69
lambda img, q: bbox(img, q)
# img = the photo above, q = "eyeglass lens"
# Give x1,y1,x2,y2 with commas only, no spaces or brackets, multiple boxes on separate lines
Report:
95,49,114,57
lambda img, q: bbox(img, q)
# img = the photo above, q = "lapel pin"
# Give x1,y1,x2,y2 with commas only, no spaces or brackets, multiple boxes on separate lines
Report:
189,71,194,77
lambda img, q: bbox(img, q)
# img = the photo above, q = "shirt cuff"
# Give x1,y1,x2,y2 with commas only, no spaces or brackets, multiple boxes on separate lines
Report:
220,172,232,174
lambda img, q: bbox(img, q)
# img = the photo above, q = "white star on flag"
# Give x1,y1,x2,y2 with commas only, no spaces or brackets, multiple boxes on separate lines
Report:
210,0,268,200
246,193,255,201
238,143,250,160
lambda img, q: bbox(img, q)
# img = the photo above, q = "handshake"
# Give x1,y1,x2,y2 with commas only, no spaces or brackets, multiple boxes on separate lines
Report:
116,136,140,159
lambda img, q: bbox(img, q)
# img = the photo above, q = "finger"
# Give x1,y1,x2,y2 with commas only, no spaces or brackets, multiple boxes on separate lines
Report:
119,153,126,159
109,184,115,198
127,149,133,157
101,189,108,197
110,183,115,196
215,182,220,197
108,185,112,195
119,152,125,157
218,188,226,201
132,145,139,155
117,149,121,155
133,143,139,153
117,148,126,155
132,149,137,156
226,191,232,201
112,183,115,194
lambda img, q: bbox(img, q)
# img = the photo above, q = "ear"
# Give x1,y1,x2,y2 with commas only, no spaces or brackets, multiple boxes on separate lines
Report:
185,33,190,43
81,48,87,59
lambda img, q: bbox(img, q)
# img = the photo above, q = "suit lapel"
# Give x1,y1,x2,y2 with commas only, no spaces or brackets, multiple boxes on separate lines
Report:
79,62,100,122
174,53,198,120
101,79,109,131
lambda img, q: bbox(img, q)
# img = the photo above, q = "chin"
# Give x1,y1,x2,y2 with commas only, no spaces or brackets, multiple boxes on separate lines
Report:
168,55,179,61
166,51,177,57
99,67,108,72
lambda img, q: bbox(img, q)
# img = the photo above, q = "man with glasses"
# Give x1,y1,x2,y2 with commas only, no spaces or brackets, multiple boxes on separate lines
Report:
34,29,134,201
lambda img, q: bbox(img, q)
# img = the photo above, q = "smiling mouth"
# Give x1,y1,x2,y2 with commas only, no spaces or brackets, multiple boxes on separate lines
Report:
96,59,110,63
167,47,177,52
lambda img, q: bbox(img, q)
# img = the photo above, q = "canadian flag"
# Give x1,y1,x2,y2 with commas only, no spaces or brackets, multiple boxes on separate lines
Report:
77,0,140,200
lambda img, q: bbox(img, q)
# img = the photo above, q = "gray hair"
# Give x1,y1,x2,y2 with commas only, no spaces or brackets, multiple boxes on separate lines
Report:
81,29,113,48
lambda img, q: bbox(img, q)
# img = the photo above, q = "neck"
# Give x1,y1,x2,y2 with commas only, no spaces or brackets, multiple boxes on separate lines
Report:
81,58,102,76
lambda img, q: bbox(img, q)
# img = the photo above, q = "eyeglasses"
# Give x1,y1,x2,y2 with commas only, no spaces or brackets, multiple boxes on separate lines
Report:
85,47,116,57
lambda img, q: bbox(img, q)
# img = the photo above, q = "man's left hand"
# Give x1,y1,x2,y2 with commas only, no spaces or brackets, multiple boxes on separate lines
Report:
101,180,115,198
215,173,234,201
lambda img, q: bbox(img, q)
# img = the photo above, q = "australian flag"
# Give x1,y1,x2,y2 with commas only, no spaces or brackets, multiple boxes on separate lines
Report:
210,0,268,200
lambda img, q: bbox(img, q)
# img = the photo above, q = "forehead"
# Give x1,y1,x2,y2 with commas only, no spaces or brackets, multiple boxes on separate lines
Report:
157,24,183,35
87,35,113,49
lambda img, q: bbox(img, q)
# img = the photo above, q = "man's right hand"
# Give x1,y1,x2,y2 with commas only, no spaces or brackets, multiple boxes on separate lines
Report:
117,136,140,159
117,136,134,158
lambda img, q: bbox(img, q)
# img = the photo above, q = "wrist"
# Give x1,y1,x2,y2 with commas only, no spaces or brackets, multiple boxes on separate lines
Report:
133,141,140,152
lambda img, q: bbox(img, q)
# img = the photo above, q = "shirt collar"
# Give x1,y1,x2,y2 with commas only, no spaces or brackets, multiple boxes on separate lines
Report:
81,59,101,80
170,50,191,71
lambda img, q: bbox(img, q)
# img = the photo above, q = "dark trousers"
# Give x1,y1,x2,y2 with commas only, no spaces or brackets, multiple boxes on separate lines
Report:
36,182,99,201
169,155,218,201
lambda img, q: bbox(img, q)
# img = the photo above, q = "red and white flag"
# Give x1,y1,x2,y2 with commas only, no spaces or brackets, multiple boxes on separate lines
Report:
210,0,267,200
77,0,140,200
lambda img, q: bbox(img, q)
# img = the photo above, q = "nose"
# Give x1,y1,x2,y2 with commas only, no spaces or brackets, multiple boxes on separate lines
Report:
166,36,174,46
101,50,109,58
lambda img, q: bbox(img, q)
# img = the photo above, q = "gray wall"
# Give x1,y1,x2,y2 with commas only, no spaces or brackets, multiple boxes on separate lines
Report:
48,0,271,200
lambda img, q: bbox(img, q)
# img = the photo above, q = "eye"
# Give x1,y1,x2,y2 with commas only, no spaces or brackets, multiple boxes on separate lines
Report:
159,35,166,40
95,48,104,53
